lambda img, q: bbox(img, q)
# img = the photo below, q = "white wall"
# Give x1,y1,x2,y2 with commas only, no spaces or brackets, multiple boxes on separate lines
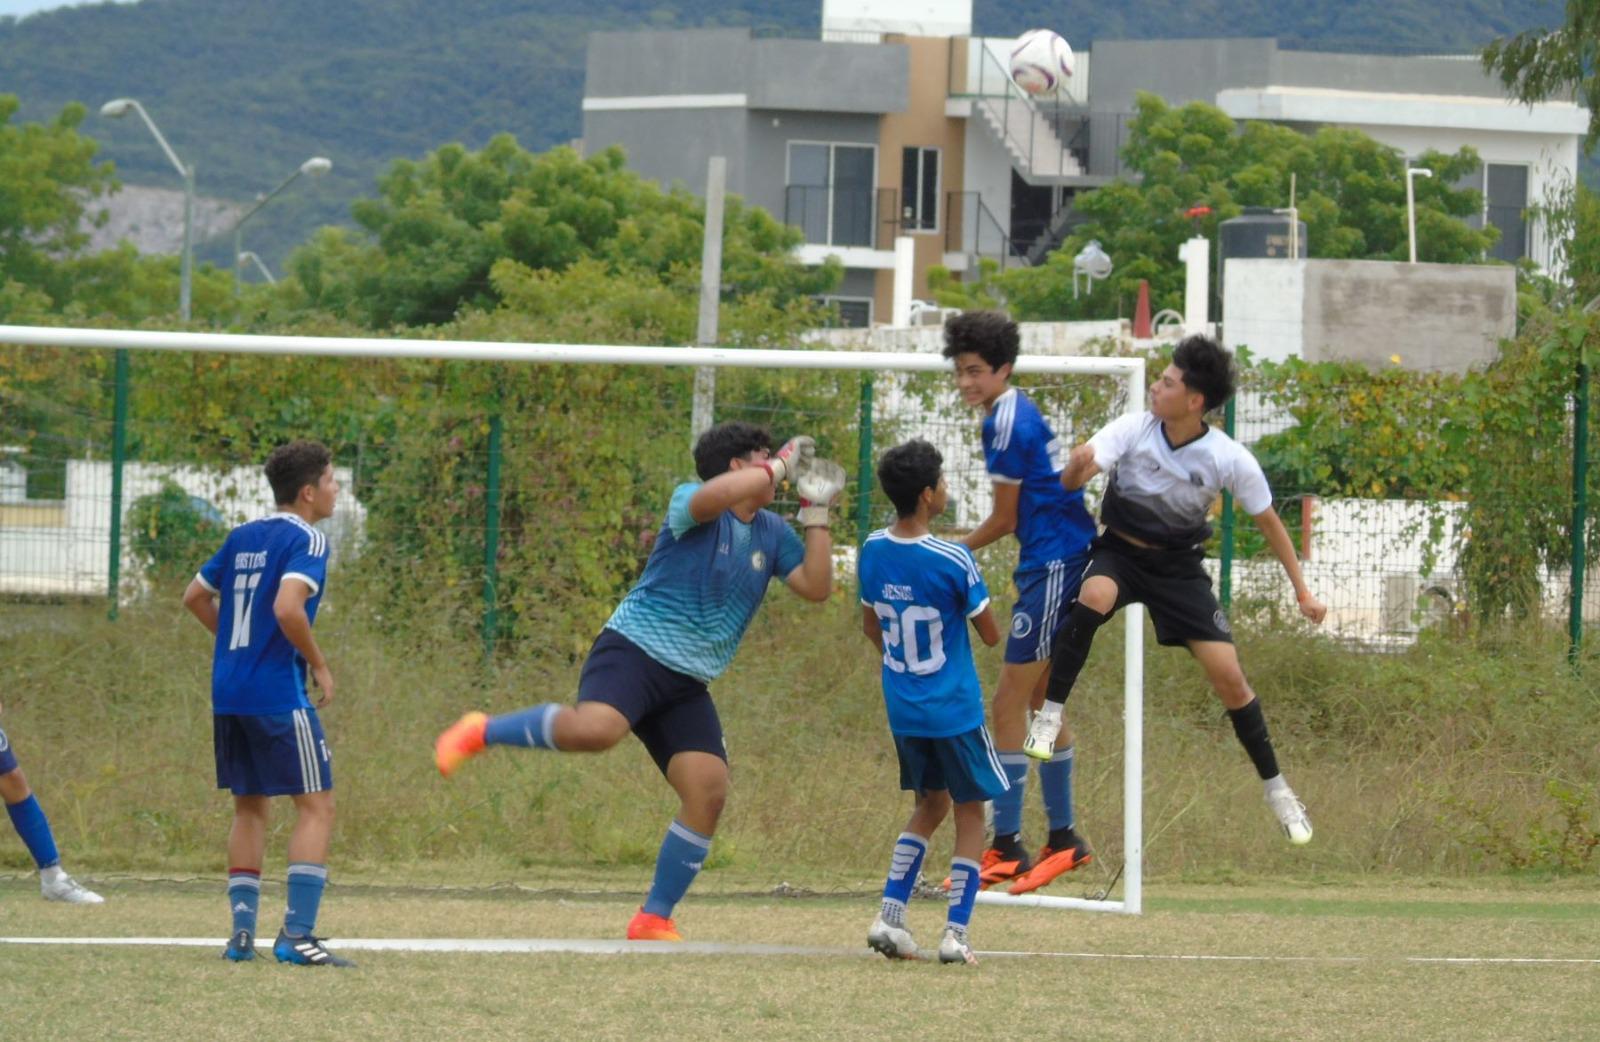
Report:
1224,258,1305,365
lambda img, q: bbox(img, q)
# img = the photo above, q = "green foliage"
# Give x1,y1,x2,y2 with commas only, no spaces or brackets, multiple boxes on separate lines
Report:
1451,779,1600,873
990,95,1497,321
1483,0,1600,149
126,480,226,587
280,140,839,329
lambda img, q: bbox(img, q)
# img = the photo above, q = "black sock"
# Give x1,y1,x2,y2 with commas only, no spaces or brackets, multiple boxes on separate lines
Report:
1046,825,1080,851
992,832,1024,859
1227,698,1280,780
1044,601,1110,705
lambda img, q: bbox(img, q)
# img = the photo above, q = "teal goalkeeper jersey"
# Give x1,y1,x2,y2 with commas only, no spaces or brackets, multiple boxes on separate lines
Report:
605,482,806,682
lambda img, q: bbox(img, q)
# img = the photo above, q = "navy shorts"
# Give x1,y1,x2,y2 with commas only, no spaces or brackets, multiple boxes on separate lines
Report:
577,628,726,776
214,709,333,797
1006,554,1091,664
894,726,1010,804
1085,533,1233,646
0,724,17,776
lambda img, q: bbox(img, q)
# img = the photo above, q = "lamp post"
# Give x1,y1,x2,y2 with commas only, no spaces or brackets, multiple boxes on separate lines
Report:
1406,166,1433,264
100,98,193,321
236,252,278,285
228,156,332,295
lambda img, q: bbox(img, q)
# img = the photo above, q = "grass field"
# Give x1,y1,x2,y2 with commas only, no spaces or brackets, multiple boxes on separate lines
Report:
3,873,1597,1041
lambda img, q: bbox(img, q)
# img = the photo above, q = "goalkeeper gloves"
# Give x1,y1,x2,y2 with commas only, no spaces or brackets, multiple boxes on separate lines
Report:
762,435,815,485
796,459,847,528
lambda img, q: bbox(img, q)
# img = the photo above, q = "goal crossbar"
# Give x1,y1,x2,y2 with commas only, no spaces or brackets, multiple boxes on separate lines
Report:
2,323,1146,915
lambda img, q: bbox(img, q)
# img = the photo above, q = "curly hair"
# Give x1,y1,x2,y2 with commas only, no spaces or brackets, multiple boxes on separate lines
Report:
264,440,333,506
692,421,773,481
877,439,944,519
940,310,1020,372
1171,334,1237,413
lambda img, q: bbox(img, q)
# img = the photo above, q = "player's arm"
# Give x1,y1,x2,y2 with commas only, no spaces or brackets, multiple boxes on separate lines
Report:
961,481,1019,552
1060,442,1102,491
970,603,1002,647
274,579,335,704
1250,506,1326,624
688,436,813,522
861,603,884,651
785,526,833,602
182,577,220,635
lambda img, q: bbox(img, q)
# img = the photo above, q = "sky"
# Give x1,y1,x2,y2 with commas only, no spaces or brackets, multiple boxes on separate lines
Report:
0,0,136,17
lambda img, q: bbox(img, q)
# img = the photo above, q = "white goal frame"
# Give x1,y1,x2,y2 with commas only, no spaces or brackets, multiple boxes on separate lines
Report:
0,324,1146,915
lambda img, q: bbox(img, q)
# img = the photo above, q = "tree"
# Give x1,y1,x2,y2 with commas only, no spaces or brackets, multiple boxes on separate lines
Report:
282,137,840,330
951,95,1497,321
1482,2,1600,149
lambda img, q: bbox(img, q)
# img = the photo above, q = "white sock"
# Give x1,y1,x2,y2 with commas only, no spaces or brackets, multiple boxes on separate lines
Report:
40,865,66,884
1263,774,1291,798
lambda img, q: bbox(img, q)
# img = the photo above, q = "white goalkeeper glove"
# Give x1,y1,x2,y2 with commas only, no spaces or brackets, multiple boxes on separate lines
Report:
796,458,847,528
763,435,815,486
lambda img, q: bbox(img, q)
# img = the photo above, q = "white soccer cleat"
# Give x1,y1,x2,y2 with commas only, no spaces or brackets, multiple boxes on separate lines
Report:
937,926,978,966
1022,707,1062,761
1267,787,1313,846
41,870,105,904
867,916,920,960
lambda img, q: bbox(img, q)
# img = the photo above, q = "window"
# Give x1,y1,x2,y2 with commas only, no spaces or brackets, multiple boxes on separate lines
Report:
786,142,877,247
821,296,872,328
1484,164,1528,263
900,147,939,232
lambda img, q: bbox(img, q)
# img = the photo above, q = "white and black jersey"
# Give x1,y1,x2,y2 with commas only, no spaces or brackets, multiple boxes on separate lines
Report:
1088,412,1272,549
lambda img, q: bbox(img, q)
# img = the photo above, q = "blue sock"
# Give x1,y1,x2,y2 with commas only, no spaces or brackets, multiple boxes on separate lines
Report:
284,863,327,937
228,869,261,936
6,795,60,870
992,753,1030,839
946,857,981,930
1039,745,1076,833
641,820,711,919
879,832,928,925
483,704,561,749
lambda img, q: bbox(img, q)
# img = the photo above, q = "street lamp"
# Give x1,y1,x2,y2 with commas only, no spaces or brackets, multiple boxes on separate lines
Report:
1406,166,1433,264
236,252,277,285
227,156,332,295
100,98,193,322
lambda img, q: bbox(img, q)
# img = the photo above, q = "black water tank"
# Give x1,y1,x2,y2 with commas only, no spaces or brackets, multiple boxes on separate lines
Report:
1219,207,1307,279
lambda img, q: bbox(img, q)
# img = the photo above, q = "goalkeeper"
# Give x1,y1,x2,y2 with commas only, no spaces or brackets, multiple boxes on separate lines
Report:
435,421,842,941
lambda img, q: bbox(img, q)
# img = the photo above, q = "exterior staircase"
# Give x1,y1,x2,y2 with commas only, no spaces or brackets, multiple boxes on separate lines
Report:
974,95,1085,183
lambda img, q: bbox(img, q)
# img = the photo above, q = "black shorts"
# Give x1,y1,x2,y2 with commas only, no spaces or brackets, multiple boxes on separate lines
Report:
1083,533,1233,647
576,628,727,775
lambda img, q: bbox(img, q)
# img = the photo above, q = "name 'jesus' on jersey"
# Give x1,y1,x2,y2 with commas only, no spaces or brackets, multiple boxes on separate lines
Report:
196,514,330,715
857,531,991,738
1089,412,1273,548
982,388,1097,571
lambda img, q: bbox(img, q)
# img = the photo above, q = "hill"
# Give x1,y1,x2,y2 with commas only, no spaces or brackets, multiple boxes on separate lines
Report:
0,0,1567,272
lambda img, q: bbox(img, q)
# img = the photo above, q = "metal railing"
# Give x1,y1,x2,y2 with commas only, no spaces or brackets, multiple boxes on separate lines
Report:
947,36,1084,182
784,185,900,250
944,190,1020,269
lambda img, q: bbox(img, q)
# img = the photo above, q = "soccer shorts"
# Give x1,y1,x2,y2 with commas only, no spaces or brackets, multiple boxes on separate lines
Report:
893,726,1010,804
1084,533,1233,646
0,724,17,776
214,709,333,797
1005,554,1091,664
577,628,727,776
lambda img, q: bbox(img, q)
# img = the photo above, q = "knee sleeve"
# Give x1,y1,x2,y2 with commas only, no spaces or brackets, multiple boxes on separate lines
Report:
1044,601,1109,705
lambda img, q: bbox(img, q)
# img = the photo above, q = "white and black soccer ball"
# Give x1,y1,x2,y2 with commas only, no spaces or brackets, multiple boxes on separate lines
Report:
1009,29,1074,97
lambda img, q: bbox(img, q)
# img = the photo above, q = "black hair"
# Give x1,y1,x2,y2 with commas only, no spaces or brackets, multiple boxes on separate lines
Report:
692,421,773,481
265,440,333,506
940,310,1020,372
1171,334,1237,413
877,439,943,519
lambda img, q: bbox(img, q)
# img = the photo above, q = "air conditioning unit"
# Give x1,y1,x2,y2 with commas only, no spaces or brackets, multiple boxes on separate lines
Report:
1380,574,1458,635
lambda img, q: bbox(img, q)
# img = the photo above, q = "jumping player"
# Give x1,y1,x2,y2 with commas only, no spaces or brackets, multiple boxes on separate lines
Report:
1025,335,1323,845
1,713,104,903
943,311,1097,895
434,422,840,941
182,440,351,966
860,439,1005,966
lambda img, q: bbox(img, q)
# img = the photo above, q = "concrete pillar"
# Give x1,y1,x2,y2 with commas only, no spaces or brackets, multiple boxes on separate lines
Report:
1178,236,1210,334
892,235,915,326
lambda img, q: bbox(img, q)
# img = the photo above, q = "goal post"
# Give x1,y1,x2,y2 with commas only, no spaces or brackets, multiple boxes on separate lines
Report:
0,322,1147,915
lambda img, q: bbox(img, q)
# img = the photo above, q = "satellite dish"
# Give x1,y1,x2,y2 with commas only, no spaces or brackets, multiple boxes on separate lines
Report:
1073,240,1113,298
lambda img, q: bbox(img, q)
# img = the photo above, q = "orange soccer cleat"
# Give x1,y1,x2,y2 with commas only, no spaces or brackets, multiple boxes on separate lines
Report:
1007,837,1092,896
626,908,682,942
434,711,488,777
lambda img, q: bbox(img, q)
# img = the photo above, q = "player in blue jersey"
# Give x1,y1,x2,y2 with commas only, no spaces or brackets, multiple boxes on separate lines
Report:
860,439,1003,966
435,421,841,941
942,311,1097,896
1,714,104,903
182,440,352,967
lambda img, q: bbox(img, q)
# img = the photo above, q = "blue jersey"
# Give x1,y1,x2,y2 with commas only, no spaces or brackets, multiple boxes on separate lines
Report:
606,482,806,682
857,530,990,739
983,388,1097,573
197,514,330,716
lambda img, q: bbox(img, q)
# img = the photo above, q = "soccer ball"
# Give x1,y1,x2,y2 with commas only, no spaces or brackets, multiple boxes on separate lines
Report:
1009,29,1074,97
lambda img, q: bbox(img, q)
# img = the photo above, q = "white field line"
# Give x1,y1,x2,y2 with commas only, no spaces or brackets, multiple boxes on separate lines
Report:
1,936,1597,965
